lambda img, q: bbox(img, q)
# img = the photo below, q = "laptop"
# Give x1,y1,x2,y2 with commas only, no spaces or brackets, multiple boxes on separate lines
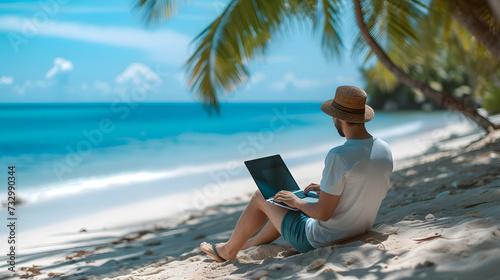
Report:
244,154,319,211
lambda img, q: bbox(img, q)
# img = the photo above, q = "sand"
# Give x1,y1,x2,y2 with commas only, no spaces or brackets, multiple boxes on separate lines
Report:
4,122,500,280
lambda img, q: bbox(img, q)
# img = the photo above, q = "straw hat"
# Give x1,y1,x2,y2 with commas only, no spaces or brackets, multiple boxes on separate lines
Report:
321,86,374,123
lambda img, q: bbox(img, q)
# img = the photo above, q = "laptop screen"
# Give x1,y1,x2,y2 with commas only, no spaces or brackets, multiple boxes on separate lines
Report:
244,154,300,199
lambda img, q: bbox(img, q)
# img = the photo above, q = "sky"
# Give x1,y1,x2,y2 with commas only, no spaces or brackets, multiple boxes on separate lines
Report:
0,0,364,103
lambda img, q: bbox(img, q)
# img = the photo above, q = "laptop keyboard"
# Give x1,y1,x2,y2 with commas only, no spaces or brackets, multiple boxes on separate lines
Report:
293,190,306,199
273,200,289,207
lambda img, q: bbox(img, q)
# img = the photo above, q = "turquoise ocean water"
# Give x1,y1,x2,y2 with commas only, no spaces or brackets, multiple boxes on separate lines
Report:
0,103,465,230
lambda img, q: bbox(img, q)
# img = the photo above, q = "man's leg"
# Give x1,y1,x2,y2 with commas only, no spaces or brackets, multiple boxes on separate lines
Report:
200,190,288,261
242,221,281,250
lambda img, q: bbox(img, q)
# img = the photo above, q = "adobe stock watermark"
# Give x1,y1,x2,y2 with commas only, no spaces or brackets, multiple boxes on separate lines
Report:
8,0,71,53
178,106,297,211
51,65,169,181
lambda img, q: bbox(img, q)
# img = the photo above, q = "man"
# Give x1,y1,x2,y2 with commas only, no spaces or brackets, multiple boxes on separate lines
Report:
201,86,393,262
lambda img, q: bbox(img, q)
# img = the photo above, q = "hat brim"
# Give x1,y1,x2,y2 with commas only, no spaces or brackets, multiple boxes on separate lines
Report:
321,99,374,123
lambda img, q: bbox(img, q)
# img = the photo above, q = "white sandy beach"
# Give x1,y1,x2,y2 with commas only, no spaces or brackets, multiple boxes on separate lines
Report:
2,119,500,280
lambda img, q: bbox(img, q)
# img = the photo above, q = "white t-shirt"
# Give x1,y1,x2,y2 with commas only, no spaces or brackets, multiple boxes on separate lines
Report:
305,137,393,248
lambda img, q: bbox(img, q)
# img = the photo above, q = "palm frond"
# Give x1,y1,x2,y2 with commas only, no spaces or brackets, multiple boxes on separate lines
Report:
428,0,452,40
133,0,184,24
363,60,398,91
315,0,344,58
288,0,317,20
185,0,293,111
352,0,428,70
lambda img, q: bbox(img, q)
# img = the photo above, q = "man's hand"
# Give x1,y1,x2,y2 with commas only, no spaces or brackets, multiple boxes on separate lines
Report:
304,183,321,194
273,190,302,209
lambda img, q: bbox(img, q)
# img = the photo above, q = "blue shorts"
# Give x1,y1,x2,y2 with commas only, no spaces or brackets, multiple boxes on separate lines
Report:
281,211,315,253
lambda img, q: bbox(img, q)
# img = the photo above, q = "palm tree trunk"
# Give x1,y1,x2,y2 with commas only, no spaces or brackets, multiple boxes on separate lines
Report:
353,0,498,132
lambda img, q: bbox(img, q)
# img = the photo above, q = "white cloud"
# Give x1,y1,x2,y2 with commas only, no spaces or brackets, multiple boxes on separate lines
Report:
174,72,186,84
245,72,265,90
271,72,324,91
87,64,164,98
0,16,192,64
46,57,73,79
334,74,356,84
13,79,32,95
9,58,73,97
35,79,50,87
116,63,161,86
0,76,14,85
93,80,111,94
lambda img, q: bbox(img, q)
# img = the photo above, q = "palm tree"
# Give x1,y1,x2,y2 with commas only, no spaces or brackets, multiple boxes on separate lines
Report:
134,0,499,131
352,0,498,131
361,5,500,113
444,0,500,61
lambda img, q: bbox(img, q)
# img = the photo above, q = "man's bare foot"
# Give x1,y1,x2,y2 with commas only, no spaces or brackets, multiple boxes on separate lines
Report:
200,242,233,262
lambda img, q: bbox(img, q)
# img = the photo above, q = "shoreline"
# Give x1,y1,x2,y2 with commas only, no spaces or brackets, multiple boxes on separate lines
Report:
11,117,477,238
1,117,496,279
4,110,463,202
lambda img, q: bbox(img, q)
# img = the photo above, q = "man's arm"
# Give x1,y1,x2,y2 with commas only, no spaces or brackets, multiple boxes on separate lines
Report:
297,190,340,221
273,190,340,222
